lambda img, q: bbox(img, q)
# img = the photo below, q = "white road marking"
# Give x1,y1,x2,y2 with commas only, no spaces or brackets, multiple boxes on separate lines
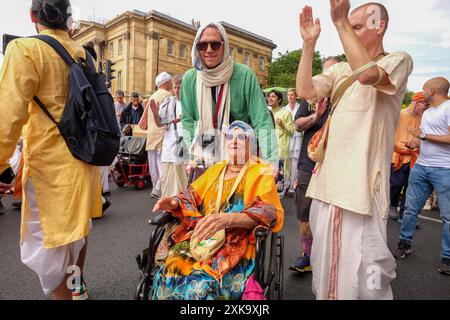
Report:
419,215,442,224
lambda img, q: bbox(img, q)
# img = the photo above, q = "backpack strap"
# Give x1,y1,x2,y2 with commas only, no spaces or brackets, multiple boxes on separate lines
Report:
33,96,59,125
29,35,78,125
29,35,76,65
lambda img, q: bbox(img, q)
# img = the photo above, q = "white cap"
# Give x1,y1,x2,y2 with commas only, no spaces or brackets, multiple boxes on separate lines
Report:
155,72,172,87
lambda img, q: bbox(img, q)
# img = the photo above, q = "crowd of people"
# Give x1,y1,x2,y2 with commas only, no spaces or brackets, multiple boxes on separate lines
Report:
0,0,449,301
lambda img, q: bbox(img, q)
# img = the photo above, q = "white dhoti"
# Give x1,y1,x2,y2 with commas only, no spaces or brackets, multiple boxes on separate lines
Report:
100,166,110,193
159,163,188,198
148,150,162,195
309,191,396,300
20,179,87,295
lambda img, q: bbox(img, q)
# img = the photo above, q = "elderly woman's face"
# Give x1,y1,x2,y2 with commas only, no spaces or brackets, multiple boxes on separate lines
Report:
225,127,250,164
198,27,225,69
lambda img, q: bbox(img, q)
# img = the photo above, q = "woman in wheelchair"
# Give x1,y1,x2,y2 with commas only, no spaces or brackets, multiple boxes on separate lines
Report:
151,121,284,300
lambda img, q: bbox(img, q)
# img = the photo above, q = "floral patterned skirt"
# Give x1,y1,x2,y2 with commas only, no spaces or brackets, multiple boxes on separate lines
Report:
151,241,255,300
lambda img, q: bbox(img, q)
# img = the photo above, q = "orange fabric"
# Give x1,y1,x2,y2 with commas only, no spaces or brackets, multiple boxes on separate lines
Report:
392,108,421,171
188,158,284,233
13,155,24,199
412,92,424,102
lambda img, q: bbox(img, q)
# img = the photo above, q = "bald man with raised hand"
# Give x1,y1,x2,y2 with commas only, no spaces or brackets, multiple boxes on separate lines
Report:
296,1,413,300
392,77,450,276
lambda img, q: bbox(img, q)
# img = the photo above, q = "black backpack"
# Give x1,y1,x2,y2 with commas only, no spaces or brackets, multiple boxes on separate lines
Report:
31,35,121,166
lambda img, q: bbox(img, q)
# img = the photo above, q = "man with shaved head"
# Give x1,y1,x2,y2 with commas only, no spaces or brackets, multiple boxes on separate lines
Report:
296,0,413,299
392,77,450,276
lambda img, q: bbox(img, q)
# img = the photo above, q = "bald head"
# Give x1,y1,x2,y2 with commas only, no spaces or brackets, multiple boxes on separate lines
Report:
423,77,450,105
425,77,450,96
351,2,389,34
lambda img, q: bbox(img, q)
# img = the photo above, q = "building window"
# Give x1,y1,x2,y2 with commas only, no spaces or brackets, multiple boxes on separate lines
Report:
118,39,123,55
167,40,174,56
230,47,235,57
109,41,114,57
118,71,123,90
244,51,251,66
259,56,265,71
179,44,186,59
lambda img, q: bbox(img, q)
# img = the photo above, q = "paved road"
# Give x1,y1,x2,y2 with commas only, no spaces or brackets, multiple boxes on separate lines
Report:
0,182,449,300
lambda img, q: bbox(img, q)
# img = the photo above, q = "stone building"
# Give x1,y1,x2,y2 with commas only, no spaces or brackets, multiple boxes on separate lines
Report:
72,10,276,97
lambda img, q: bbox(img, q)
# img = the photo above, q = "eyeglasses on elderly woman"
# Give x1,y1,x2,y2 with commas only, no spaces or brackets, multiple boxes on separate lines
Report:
224,132,249,141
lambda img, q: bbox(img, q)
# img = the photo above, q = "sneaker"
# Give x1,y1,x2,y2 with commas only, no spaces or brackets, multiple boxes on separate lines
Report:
11,202,22,210
388,207,399,221
416,222,421,230
289,254,313,273
102,198,111,213
392,241,412,259
102,191,111,197
150,193,161,200
438,259,450,275
71,277,89,301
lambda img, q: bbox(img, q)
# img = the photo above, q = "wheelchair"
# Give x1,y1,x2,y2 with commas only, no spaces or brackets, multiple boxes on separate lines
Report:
134,209,285,300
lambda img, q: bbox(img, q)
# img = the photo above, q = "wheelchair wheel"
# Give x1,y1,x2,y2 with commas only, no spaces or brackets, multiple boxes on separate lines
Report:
266,233,284,300
116,175,126,188
135,178,145,190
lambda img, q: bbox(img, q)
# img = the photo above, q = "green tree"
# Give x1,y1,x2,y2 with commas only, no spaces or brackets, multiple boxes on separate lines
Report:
267,50,323,89
402,89,414,107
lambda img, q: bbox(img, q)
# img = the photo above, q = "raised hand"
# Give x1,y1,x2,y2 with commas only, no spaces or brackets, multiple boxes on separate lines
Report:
299,6,321,44
315,98,329,118
149,99,160,115
330,0,351,26
153,197,179,213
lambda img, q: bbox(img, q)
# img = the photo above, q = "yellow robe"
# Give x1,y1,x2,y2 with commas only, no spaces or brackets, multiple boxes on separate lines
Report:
0,29,102,249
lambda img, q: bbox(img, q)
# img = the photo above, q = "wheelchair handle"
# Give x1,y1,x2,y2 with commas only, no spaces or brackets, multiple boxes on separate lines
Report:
149,211,173,226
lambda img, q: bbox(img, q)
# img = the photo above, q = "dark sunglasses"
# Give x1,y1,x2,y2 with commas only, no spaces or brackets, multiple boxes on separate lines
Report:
225,132,249,141
196,41,224,52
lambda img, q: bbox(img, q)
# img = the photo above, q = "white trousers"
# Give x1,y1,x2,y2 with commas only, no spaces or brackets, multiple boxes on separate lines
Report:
159,163,188,198
309,192,396,300
148,150,162,195
20,179,86,295
290,156,299,191
100,166,110,192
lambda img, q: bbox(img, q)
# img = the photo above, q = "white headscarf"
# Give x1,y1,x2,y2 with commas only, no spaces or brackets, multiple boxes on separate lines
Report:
192,22,231,71
189,22,235,167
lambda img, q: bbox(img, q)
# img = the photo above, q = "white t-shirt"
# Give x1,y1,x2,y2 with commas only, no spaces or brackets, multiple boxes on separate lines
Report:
417,100,450,168
160,99,185,163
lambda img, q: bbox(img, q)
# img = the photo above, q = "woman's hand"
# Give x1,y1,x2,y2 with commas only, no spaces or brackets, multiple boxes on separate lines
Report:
276,118,285,130
193,213,232,241
153,197,179,213
299,6,321,44
330,0,351,26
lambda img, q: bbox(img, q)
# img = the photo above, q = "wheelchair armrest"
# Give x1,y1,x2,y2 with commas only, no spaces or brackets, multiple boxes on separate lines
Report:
255,226,269,239
149,211,173,227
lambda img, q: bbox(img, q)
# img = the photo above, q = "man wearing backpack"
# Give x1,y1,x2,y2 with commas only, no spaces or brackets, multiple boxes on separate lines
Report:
0,0,103,300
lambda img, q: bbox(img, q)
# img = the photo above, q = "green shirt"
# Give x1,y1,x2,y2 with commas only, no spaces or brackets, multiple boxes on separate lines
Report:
181,62,277,163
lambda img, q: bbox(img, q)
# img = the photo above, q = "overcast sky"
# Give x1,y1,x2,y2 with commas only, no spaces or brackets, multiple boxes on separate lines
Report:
1,0,450,91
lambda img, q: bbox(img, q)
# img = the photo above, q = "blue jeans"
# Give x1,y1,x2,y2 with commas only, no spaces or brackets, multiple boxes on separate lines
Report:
400,164,450,259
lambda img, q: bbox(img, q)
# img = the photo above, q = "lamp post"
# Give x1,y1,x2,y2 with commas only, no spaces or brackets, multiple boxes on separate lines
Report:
150,31,163,91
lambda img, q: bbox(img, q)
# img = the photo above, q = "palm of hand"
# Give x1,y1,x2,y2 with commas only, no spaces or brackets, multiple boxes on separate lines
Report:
300,6,321,42
150,100,159,114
